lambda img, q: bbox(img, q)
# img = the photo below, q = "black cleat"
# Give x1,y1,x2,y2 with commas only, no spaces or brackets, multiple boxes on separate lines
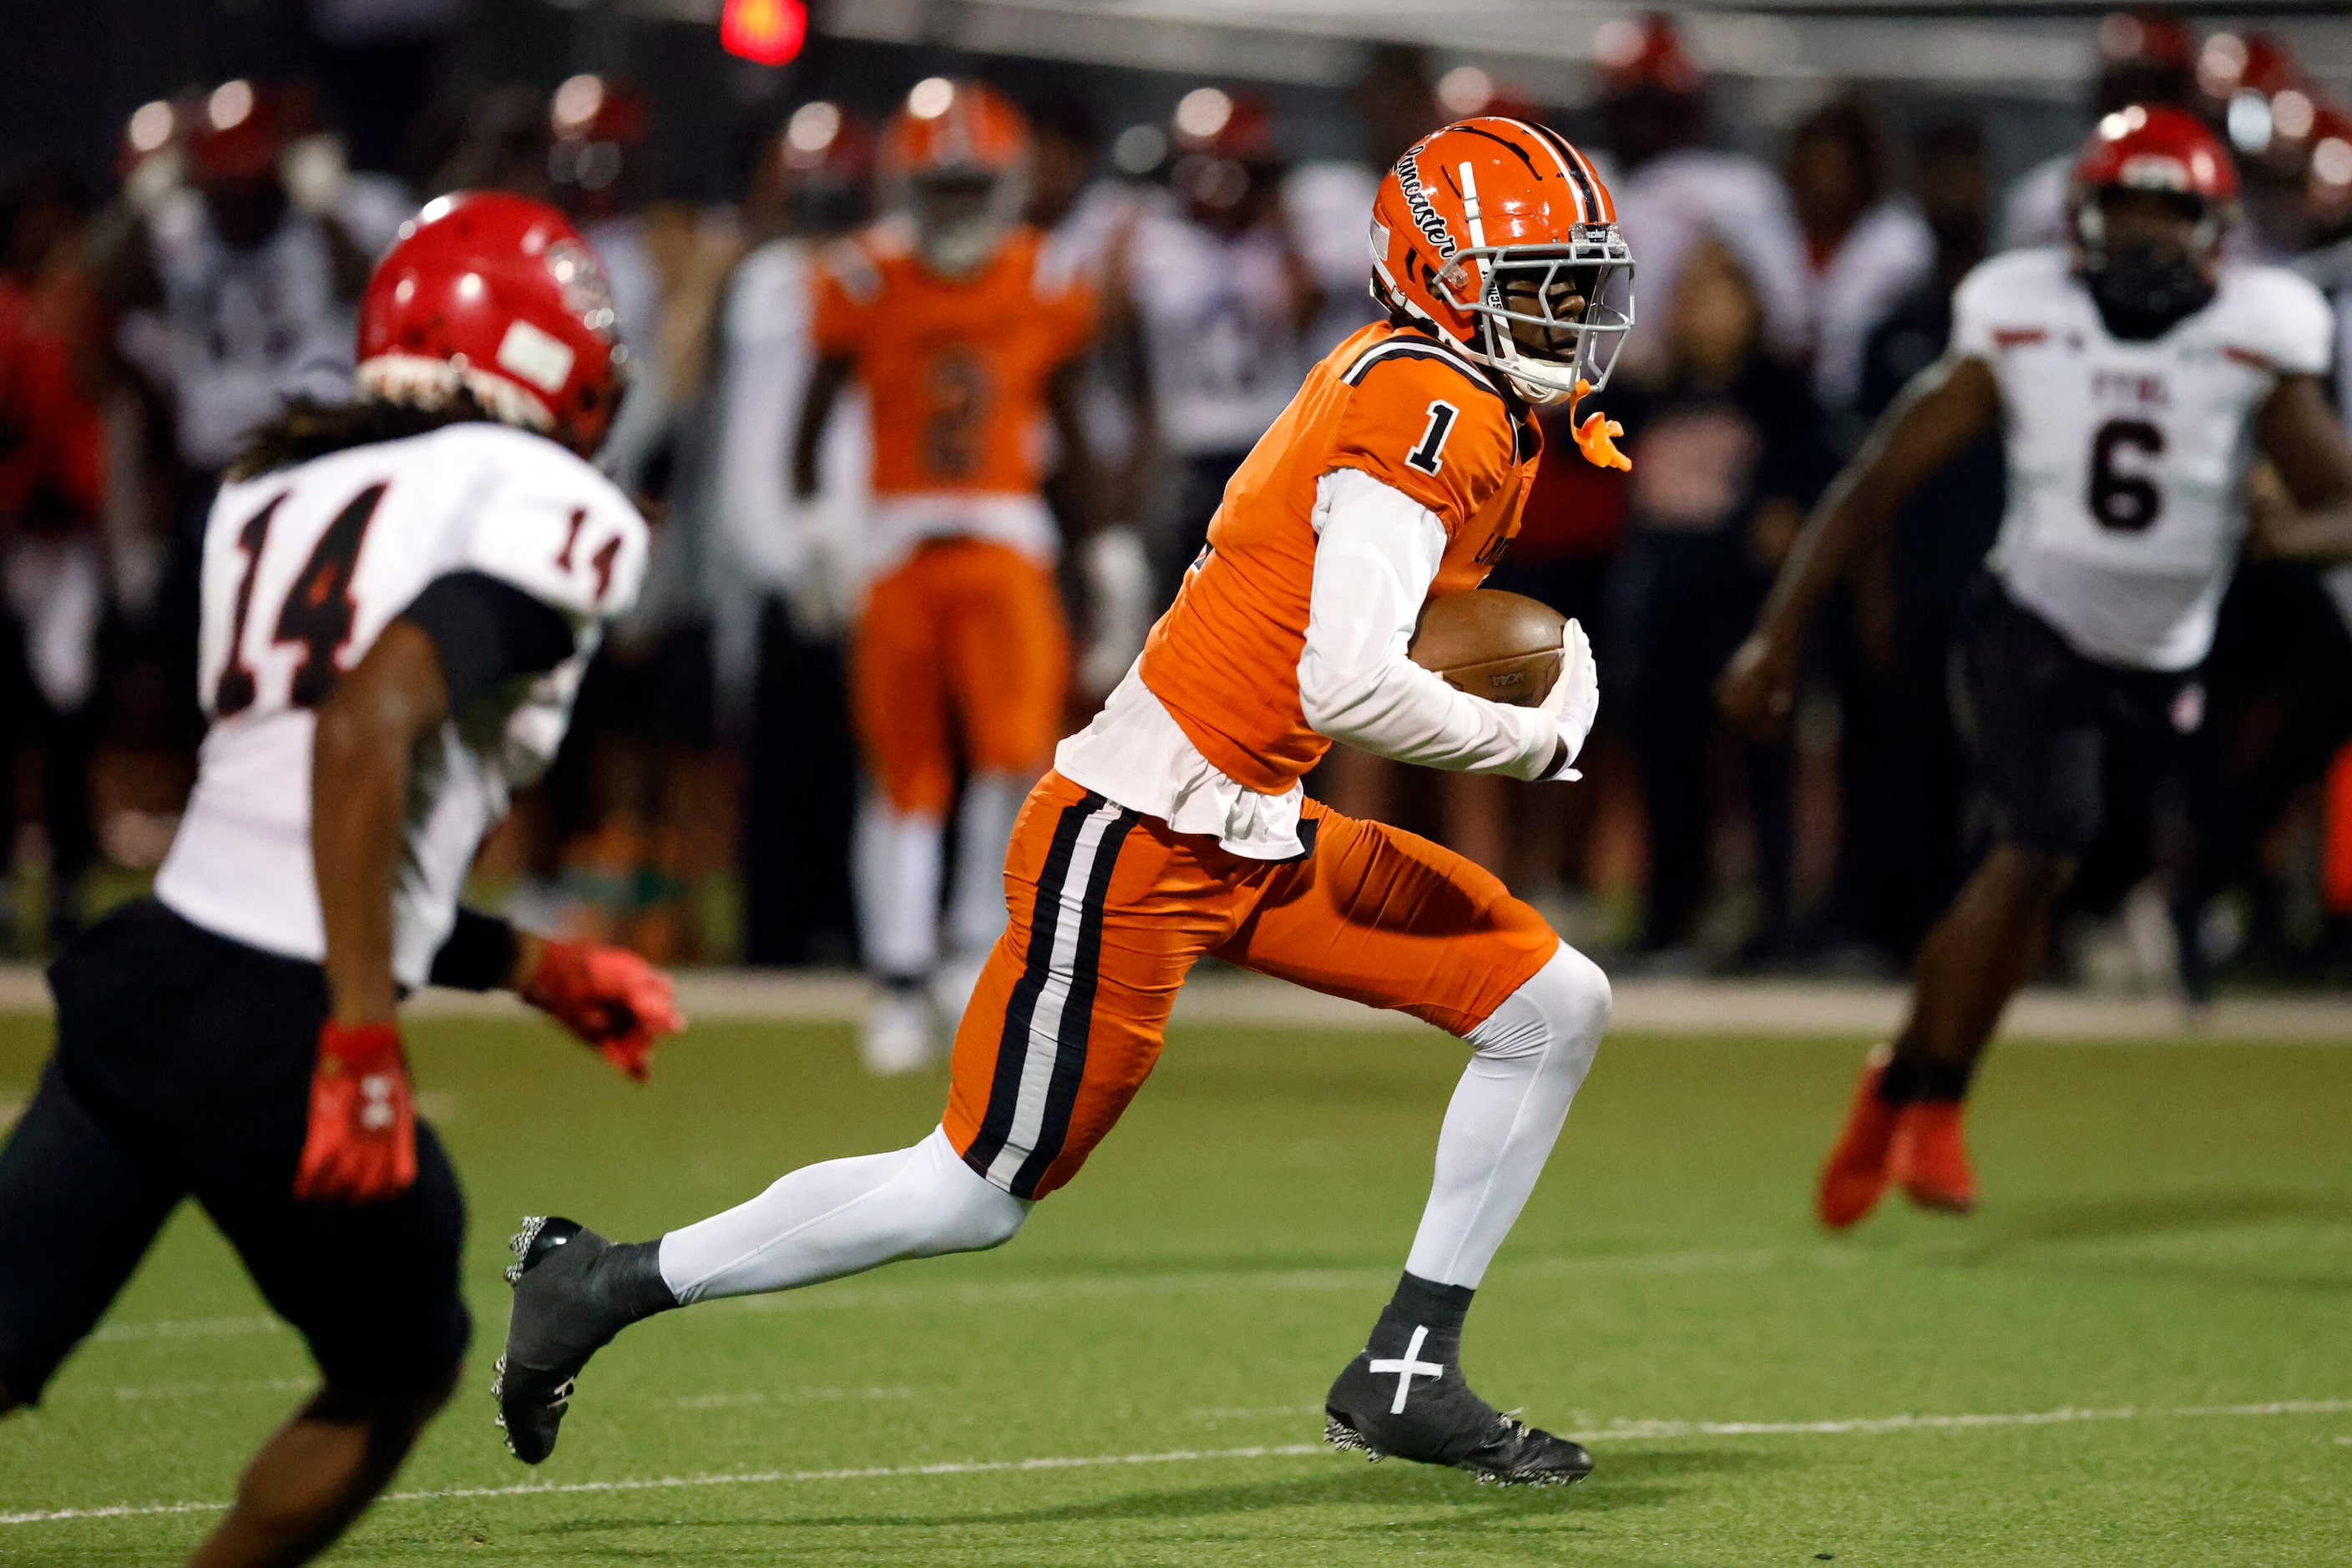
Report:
493,1216,675,1464
1324,1322,1593,1488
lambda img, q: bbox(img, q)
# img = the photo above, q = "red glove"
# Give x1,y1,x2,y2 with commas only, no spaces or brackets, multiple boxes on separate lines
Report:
522,939,684,1082
294,1020,417,1203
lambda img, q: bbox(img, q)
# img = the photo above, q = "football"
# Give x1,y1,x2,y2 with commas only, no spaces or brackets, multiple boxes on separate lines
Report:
1407,589,1566,708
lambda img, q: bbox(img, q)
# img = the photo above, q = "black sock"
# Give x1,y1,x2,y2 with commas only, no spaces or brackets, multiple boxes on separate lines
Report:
1367,1271,1474,1362
600,1240,679,1322
1876,1056,1975,1106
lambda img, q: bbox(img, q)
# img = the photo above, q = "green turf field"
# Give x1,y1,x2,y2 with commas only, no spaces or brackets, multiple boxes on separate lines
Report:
3,1008,2348,1565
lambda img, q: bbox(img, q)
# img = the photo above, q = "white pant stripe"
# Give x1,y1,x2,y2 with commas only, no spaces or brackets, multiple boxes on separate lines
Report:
984,800,1125,1188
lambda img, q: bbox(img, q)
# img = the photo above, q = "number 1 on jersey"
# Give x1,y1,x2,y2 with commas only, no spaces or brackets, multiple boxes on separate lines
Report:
214,493,287,717
1407,400,1459,476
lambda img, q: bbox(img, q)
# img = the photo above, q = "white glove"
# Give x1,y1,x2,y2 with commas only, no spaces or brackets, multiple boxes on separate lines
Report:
1078,525,1153,695
780,511,850,640
1536,619,1598,781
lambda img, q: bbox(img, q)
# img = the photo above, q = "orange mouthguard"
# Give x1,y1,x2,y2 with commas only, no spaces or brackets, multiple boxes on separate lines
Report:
1568,379,1631,472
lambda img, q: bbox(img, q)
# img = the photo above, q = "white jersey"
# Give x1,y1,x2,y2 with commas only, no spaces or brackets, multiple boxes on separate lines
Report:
1999,153,2073,254
704,235,871,597
121,182,416,470
1810,198,1935,411
1124,199,1313,456
2294,237,2352,630
1954,247,2333,670
1610,147,1814,375
154,422,649,986
121,192,360,471
1282,160,1382,356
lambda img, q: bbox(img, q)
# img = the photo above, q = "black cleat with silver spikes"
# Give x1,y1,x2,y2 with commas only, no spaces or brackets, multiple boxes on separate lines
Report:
493,1216,675,1464
1323,1274,1593,1488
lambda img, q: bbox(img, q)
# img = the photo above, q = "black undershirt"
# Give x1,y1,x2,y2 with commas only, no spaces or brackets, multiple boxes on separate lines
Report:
396,570,578,711
398,571,576,991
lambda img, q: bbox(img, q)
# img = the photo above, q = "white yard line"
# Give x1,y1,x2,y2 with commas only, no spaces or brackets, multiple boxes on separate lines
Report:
88,1314,287,1344
718,1247,1834,1318
658,1386,921,1410
83,1247,1829,1343
8,1399,2349,1527
0,965,2342,1039
87,1314,287,1344
1586,1399,2352,1440
79,1226,2350,1348
112,1378,310,1403
0,1444,1328,1525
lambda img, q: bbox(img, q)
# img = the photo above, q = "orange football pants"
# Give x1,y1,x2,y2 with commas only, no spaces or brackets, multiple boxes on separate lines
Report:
943,771,1559,1199
852,539,1069,816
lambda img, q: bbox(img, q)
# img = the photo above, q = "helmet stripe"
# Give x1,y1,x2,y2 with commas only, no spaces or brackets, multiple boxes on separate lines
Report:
1516,119,1604,225
1454,119,1587,225
1458,161,1490,249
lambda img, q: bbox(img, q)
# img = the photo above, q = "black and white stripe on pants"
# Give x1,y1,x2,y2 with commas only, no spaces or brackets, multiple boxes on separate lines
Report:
961,792,1140,1199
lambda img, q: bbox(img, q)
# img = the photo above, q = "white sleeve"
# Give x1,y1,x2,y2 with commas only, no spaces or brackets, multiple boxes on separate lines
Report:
2230,268,2335,378
1946,254,2009,362
1296,468,1563,781
457,438,651,626
1714,159,1816,361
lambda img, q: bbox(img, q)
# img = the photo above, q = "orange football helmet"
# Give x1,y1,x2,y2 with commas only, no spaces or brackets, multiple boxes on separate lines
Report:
878,78,1029,276
1369,116,1635,404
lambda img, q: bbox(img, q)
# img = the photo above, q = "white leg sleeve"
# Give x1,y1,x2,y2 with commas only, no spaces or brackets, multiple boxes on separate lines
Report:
657,1126,1029,1305
1404,943,1611,1289
946,771,1022,958
854,797,943,979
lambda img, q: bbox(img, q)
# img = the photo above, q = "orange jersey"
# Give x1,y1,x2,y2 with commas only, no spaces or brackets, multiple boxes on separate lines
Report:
1138,321,1544,795
812,224,1095,498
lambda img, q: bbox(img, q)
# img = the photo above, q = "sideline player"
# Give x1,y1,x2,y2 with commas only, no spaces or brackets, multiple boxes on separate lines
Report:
498,115,1633,1486
0,193,682,1565
792,79,1109,1074
1718,106,2352,1227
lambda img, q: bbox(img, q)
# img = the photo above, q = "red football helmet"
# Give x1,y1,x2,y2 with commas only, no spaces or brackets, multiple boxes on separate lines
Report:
186,79,289,184
2097,12,2196,72
1170,88,1282,223
780,99,875,181
1593,13,1702,99
1370,117,1633,404
2070,102,2239,256
356,192,626,455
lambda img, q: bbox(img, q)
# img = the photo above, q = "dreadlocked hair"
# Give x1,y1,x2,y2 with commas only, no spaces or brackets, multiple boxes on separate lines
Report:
226,390,503,483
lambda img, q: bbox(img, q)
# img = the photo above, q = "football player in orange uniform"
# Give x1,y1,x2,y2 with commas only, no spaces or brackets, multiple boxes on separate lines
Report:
791,79,1109,1072
501,119,1635,1486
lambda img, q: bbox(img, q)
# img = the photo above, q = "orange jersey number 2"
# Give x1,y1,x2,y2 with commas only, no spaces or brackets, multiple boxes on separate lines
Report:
923,347,997,483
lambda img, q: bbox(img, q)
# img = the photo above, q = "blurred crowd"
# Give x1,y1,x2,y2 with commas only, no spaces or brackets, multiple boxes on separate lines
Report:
3,11,2350,989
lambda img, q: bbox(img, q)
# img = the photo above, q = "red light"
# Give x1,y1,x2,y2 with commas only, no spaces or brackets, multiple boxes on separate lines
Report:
721,0,806,67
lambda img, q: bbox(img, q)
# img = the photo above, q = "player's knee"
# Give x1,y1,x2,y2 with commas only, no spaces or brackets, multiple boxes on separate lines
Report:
1990,841,2080,904
1470,943,1611,1075
1542,944,1618,1044
301,1356,460,1441
911,1129,1030,1254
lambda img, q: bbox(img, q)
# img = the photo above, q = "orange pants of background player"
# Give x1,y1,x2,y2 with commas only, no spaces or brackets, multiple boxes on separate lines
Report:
852,539,1070,817
943,771,1559,1200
